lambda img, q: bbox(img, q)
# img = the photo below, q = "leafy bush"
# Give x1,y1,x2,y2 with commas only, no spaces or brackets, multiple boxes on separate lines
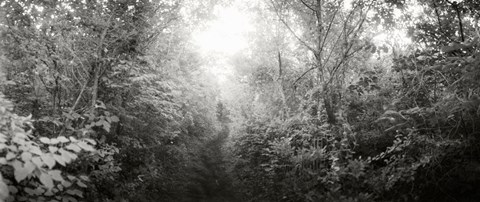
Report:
0,94,96,202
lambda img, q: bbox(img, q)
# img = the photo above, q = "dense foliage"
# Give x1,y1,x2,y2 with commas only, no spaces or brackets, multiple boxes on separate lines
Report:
1,0,480,201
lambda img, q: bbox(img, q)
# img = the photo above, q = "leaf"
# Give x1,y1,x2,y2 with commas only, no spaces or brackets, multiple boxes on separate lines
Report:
24,161,36,175
39,173,54,189
83,138,96,145
0,158,6,164
66,175,76,181
76,181,87,188
66,189,83,197
39,137,50,144
49,138,60,145
61,180,72,188
0,174,9,200
65,144,81,153
41,154,56,169
59,148,77,163
0,136,6,143
48,146,58,153
0,132,6,140
6,152,15,161
48,170,64,182
7,145,17,152
110,115,119,122
78,175,89,182
12,136,25,145
34,187,45,196
8,185,18,194
77,142,94,152
14,165,31,182
95,120,104,126
29,146,43,156
69,137,77,143
43,190,54,196
57,136,69,143
20,152,32,162
24,187,35,195
102,121,111,132
31,157,43,168
18,196,28,201
62,196,77,202
53,155,66,166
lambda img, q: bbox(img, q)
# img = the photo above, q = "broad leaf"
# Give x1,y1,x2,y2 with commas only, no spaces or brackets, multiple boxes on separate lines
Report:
20,152,32,162
53,154,66,166
29,146,43,156
15,165,32,181
79,175,89,182
77,142,94,152
39,137,50,144
59,148,77,163
34,187,45,196
48,170,64,182
0,174,9,200
43,190,54,196
110,115,119,122
57,136,69,143
69,137,77,143
65,144,81,153
24,161,36,175
39,173,54,189
61,180,72,188
31,157,44,168
66,189,83,197
76,181,87,188
50,138,60,145
83,138,96,145
41,154,56,169
8,185,18,194
6,152,15,161
48,146,58,153
24,187,35,195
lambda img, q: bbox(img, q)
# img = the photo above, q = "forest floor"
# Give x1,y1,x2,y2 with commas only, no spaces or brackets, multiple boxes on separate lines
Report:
187,133,239,202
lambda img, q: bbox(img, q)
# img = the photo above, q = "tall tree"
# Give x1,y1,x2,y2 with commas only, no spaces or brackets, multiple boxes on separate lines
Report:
269,0,373,124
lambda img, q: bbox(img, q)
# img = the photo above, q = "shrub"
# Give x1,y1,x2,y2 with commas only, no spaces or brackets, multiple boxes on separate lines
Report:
0,94,96,202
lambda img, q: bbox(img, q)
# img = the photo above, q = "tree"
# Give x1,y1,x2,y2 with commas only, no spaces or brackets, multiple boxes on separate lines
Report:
268,0,373,124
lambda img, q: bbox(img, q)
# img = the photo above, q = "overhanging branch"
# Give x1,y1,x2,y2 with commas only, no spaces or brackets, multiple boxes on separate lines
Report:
292,66,315,87
299,0,315,12
269,0,316,54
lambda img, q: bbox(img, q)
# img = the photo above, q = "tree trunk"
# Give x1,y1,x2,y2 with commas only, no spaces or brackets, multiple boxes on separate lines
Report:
324,92,336,125
277,52,289,120
91,65,100,111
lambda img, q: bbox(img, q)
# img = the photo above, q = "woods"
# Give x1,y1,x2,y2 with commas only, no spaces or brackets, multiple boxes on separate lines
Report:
1,0,480,201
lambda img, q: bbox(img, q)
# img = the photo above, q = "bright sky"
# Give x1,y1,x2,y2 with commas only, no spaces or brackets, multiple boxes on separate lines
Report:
373,29,412,46
192,5,253,56
191,0,417,83
192,4,254,84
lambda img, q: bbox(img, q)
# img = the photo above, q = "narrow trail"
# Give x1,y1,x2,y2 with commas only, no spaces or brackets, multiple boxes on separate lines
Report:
187,131,238,202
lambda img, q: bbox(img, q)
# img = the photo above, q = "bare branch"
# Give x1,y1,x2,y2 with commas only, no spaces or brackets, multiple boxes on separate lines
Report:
324,1,373,86
299,0,315,12
292,66,315,87
69,79,89,114
320,2,360,71
277,51,283,80
315,0,322,60
318,5,340,56
269,0,316,54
